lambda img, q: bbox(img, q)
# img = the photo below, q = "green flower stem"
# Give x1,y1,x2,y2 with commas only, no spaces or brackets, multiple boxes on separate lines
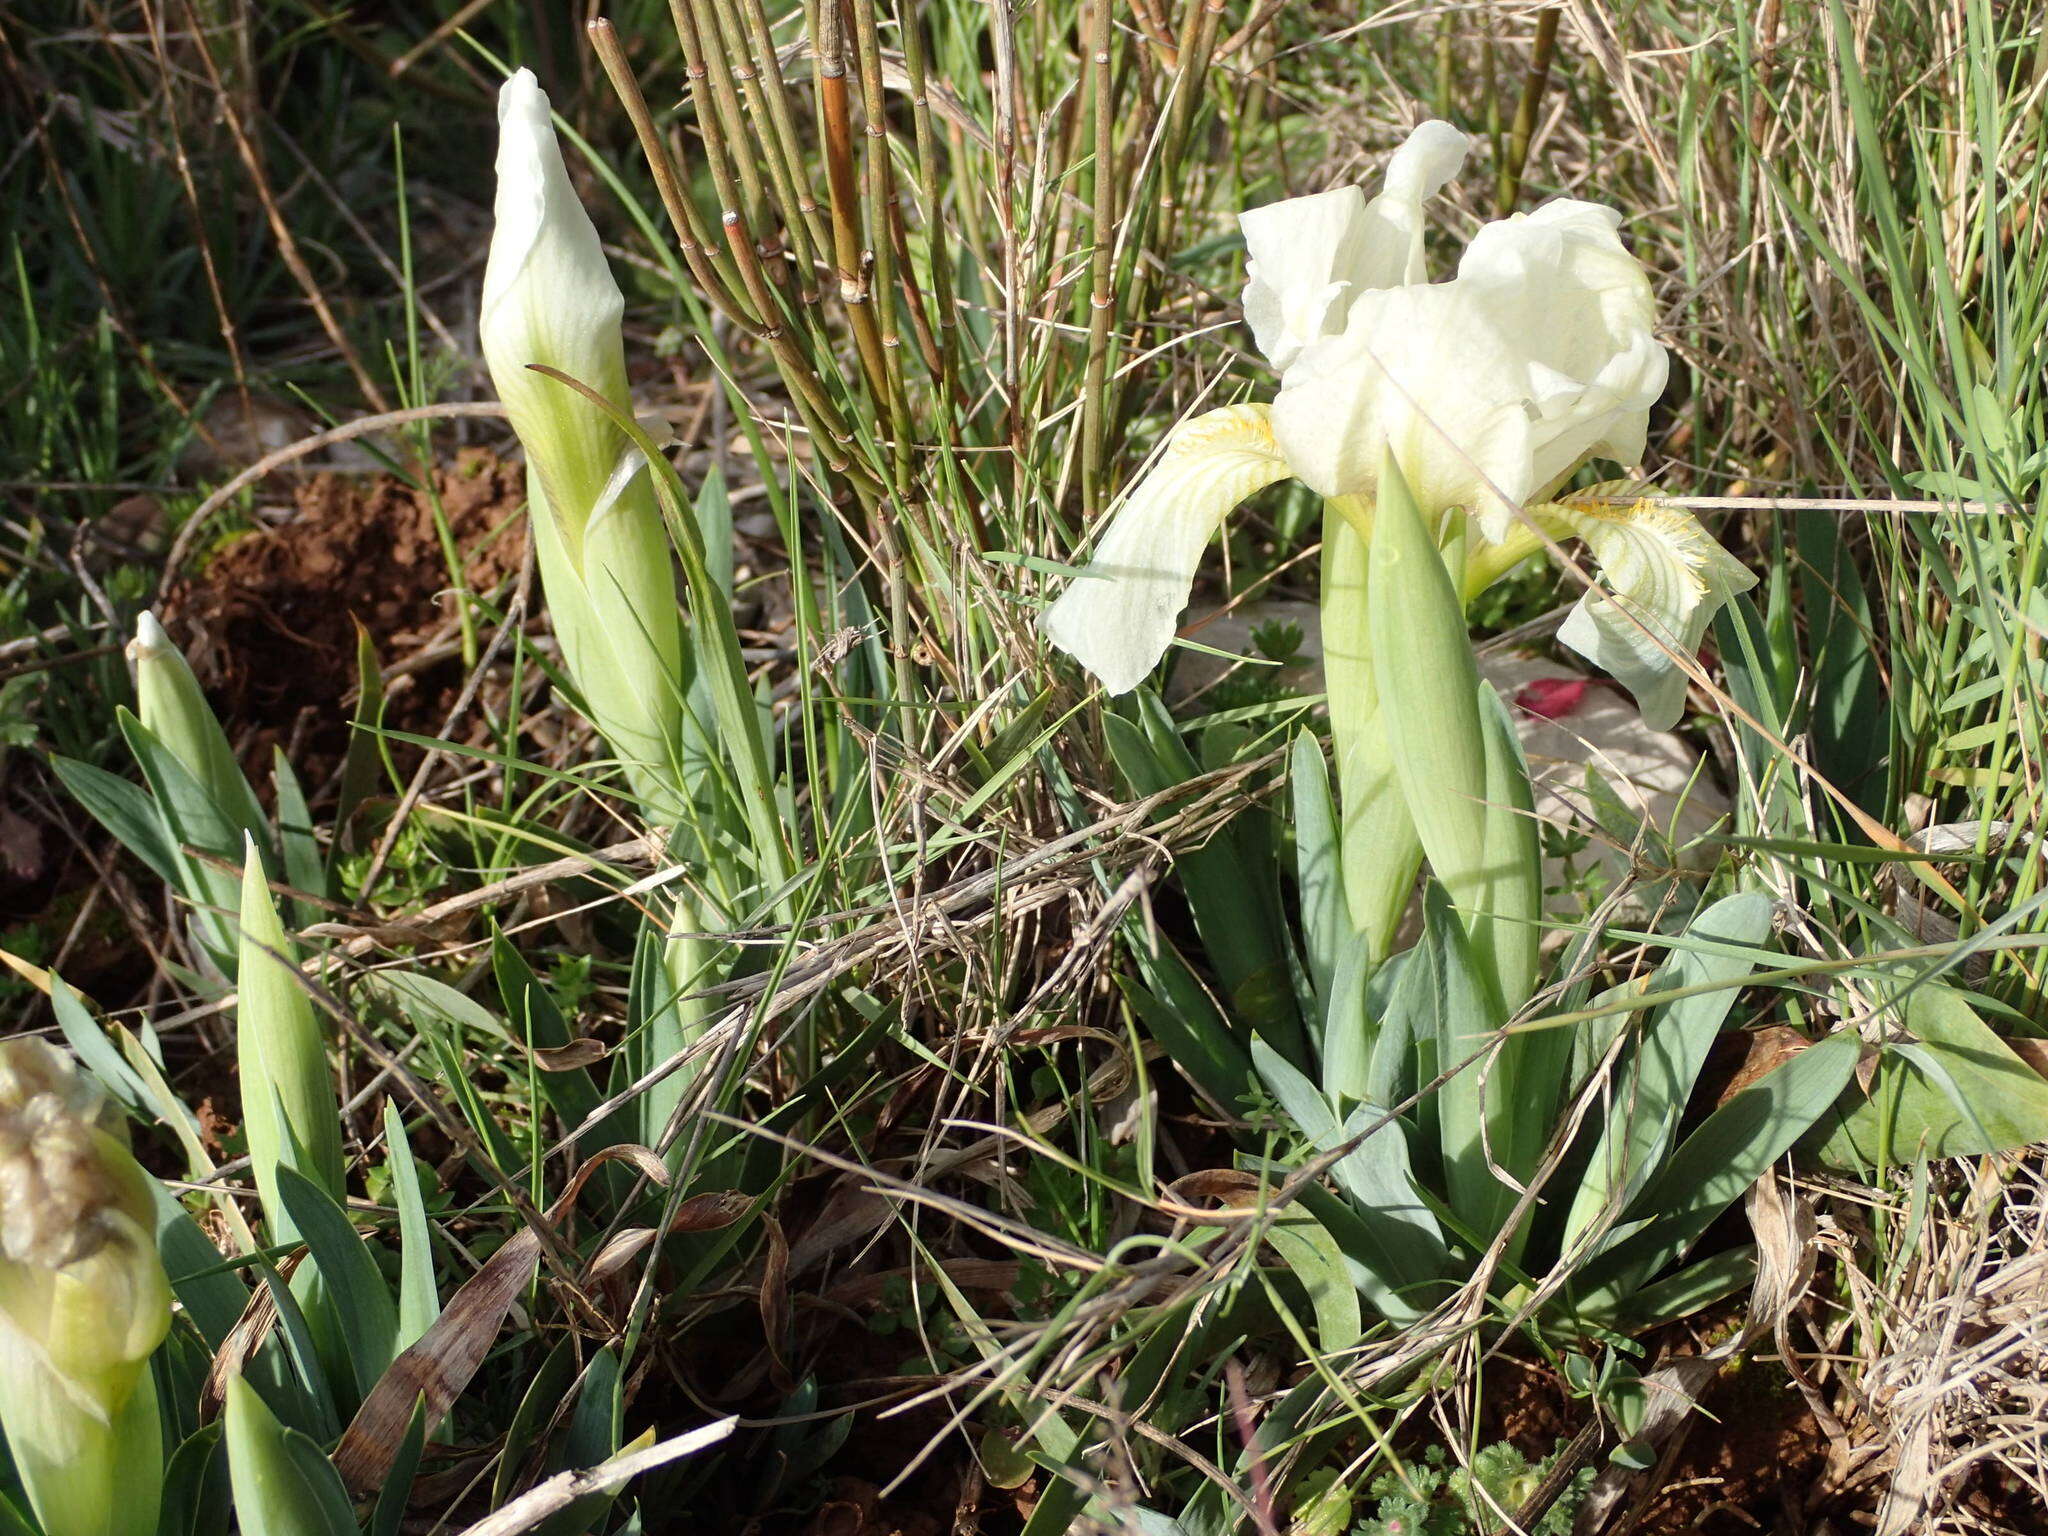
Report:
526,473,690,828
652,917,717,1155
1334,464,1549,1260
132,612,267,846
235,844,351,1376
1320,499,1423,961
1460,509,1563,600
1327,483,1548,1012
1364,455,1538,1019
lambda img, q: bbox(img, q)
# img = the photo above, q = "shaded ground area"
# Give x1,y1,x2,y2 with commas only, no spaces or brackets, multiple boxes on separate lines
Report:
1470,1342,1831,1536
0,453,527,1000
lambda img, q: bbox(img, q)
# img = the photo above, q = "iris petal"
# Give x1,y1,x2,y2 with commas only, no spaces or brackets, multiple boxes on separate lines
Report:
1552,494,1757,729
1042,405,1294,694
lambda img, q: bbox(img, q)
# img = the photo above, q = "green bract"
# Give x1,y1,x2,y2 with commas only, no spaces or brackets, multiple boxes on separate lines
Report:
236,835,346,1242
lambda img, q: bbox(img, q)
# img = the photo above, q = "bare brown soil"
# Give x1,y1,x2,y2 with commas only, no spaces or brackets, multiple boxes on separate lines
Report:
1618,1360,1831,1534
1475,1330,1837,1536
162,446,526,772
3,452,528,1001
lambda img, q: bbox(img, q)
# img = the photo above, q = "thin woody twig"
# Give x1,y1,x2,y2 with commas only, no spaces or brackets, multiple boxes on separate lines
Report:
1603,494,2020,515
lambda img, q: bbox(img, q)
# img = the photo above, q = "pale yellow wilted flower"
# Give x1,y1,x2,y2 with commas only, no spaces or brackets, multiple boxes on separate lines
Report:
1041,122,1753,730
0,1038,170,1536
482,67,688,818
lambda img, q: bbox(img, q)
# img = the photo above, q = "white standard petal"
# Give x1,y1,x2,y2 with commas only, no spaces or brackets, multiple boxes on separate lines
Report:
1455,199,1669,540
1241,186,1370,373
1366,119,1471,286
1552,496,1758,730
1269,280,1539,516
1042,404,1293,694
1239,121,1468,372
481,69,634,557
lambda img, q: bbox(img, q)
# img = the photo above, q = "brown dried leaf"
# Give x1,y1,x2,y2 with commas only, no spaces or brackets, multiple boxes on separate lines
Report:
1714,1025,1813,1106
2009,1038,2048,1082
334,1226,544,1494
201,1251,301,1422
580,1192,751,1284
759,1213,793,1394
1572,1355,1722,1534
528,1039,611,1071
549,1143,669,1220
1161,1168,1266,1217
585,1228,658,1282
787,1181,897,1276
0,807,46,884
666,1189,752,1234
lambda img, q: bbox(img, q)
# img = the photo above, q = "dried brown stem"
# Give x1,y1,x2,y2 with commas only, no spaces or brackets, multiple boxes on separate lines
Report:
1080,0,1119,516
170,0,391,411
588,19,759,330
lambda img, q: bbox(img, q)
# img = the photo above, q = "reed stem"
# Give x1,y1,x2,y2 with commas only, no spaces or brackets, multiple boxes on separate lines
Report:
813,0,894,410
1499,7,1561,214
589,20,758,331
1080,0,1118,517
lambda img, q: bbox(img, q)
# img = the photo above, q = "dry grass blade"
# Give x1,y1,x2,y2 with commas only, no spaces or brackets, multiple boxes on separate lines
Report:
200,1250,302,1422
1829,1160,2048,1535
329,1149,681,1493
451,1419,739,1536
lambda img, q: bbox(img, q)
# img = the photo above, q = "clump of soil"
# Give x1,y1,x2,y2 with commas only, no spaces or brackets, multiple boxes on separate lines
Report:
1469,1344,1833,1534
1622,1357,1830,1532
163,447,526,770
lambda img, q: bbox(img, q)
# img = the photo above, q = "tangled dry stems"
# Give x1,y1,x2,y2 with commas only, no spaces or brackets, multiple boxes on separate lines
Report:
1833,1157,2048,1534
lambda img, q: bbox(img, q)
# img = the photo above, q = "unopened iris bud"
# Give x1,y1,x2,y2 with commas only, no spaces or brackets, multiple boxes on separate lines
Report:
129,610,267,842
128,610,271,968
481,68,688,820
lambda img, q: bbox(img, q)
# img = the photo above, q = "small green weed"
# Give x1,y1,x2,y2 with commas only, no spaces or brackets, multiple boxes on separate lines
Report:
1350,1441,1591,1536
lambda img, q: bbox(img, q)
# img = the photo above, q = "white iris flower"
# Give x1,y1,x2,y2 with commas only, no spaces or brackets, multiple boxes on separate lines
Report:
1042,122,1754,729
